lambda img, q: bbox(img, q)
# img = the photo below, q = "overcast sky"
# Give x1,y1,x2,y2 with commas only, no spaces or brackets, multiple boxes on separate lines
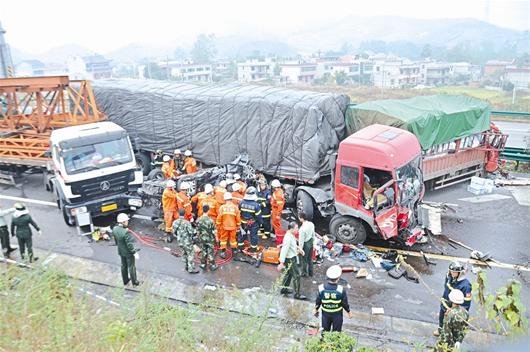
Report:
1,0,528,54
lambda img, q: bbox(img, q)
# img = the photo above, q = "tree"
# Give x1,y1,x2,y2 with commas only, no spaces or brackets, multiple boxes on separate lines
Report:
334,71,348,86
173,47,187,60
191,33,217,63
421,44,432,59
143,62,166,80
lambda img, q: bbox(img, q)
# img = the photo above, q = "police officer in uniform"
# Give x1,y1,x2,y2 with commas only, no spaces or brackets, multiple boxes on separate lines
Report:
257,181,272,239
238,187,262,252
435,261,472,336
315,265,353,332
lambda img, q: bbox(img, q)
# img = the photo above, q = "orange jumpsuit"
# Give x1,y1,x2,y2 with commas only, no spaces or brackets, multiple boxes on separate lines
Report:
198,194,217,219
216,201,241,250
162,188,178,232
236,180,247,194
213,186,226,239
161,162,176,179
183,157,198,174
191,191,207,217
271,188,285,235
176,191,193,221
232,191,245,206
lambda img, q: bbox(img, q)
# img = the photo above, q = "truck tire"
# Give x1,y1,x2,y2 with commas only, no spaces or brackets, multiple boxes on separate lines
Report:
330,215,367,244
135,152,152,175
296,190,314,220
147,168,164,181
61,204,75,227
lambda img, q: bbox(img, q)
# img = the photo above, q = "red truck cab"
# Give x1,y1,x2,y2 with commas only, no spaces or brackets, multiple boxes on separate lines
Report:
330,124,424,245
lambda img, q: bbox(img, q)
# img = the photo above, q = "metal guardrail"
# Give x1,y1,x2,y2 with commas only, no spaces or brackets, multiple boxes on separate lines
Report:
500,147,530,170
491,110,530,119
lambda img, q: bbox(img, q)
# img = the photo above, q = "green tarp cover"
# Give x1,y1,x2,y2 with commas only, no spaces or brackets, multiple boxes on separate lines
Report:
346,95,490,150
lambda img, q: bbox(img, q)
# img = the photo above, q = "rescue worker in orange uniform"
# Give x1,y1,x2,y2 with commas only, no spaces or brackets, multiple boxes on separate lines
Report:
198,184,217,221
170,149,184,173
233,173,247,194
216,192,241,258
270,179,285,236
162,180,178,236
191,184,208,217
213,181,227,242
182,150,198,174
231,182,245,206
161,155,177,180
176,182,193,221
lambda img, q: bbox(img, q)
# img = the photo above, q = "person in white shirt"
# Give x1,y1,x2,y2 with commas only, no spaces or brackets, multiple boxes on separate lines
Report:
298,212,315,277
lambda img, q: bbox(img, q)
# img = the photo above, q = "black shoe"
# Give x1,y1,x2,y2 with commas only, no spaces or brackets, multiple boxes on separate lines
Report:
188,268,200,274
210,264,218,271
132,281,141,287
29,257,39,263
7,248,16,254
280,288,293,295
123,280,130,286
294,294,307,300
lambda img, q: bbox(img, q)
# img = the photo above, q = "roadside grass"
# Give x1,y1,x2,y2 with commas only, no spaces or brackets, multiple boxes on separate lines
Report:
0,266,293,351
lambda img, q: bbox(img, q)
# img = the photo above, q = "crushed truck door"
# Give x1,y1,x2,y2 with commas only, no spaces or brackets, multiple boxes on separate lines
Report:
372,180,398,239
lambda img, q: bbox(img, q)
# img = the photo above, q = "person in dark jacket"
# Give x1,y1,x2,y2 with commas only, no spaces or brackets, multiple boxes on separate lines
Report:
10,203,41,262
112,213,140,286
0,202,16,258
315,265,353,332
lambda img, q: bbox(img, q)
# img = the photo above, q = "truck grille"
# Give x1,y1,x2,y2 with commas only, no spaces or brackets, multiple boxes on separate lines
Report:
70,170,132,200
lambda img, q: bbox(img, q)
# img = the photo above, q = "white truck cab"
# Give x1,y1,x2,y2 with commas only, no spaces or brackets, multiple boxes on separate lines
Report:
49,121,143,225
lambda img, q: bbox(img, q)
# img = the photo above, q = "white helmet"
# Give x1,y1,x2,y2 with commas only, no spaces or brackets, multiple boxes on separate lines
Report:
180,182,190,190
224,192,232,200
174,149,181,155
204,183,213,194
219,180,227,188
163,155,171,162
117,213,129,223
184,150,192,156
271,179,281,188
326,265,342,280
449,289,464,305
166,180,176,188
234,173,241,180
232,182,241,192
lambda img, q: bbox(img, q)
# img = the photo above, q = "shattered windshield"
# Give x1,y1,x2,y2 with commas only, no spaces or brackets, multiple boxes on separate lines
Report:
62,137,133,175
396,155,422,205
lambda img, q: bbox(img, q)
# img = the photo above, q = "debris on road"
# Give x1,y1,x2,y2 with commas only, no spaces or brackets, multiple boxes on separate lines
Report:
467,176,494,195
494,178,530,186
371,307,385,315
356,268,369,278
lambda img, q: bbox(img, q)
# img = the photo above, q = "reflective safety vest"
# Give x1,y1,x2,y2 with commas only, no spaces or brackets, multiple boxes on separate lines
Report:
318,284,344,313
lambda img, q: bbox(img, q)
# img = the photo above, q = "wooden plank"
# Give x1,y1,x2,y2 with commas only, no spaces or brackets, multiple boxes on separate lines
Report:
366,245,530,272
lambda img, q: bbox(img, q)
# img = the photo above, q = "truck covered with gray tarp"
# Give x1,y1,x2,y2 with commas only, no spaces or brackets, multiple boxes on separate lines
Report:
93,80,349,184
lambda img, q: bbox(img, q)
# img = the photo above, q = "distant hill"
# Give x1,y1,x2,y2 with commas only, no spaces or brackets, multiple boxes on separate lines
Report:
106,43,175,63
215,36,297,58
39,44,94,63
286,16,529,53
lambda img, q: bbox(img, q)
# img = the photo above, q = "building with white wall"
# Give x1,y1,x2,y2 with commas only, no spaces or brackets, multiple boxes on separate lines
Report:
237,59,274,82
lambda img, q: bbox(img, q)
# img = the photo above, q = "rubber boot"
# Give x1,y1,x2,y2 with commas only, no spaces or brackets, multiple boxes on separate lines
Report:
200,263,207,270
210,264,218,271
188,267,200,274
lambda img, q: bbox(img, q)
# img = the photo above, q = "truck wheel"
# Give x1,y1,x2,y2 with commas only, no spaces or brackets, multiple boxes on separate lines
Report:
135,152,152,175
147,168,164,181
330,215,367,244
61,205,75,227
296,190,314,220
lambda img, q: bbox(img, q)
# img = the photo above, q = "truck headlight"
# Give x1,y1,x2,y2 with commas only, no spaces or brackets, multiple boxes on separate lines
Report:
70,206,88,216
128,198,143,207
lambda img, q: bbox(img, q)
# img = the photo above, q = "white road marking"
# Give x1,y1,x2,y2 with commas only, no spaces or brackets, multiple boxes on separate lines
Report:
458,194,512,203
41,253,58,266
0,194,56,207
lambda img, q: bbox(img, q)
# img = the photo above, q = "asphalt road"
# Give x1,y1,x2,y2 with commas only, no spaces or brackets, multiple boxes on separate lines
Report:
1,174,530,327
493,120,530,149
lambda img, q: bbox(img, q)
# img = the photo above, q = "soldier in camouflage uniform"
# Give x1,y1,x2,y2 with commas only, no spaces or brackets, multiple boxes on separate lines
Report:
436,289,469,351
195,204,218,271
172,208,200,274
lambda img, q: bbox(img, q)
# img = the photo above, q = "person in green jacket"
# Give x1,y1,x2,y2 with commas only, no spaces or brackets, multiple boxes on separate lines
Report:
0,202,16,258
10,203,41,262
112,213,140,287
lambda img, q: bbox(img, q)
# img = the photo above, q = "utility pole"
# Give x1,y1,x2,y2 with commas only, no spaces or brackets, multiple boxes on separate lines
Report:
0,21,15,78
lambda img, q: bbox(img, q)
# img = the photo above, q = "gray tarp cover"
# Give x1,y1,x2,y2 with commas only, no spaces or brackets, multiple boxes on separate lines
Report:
93,80,349,183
